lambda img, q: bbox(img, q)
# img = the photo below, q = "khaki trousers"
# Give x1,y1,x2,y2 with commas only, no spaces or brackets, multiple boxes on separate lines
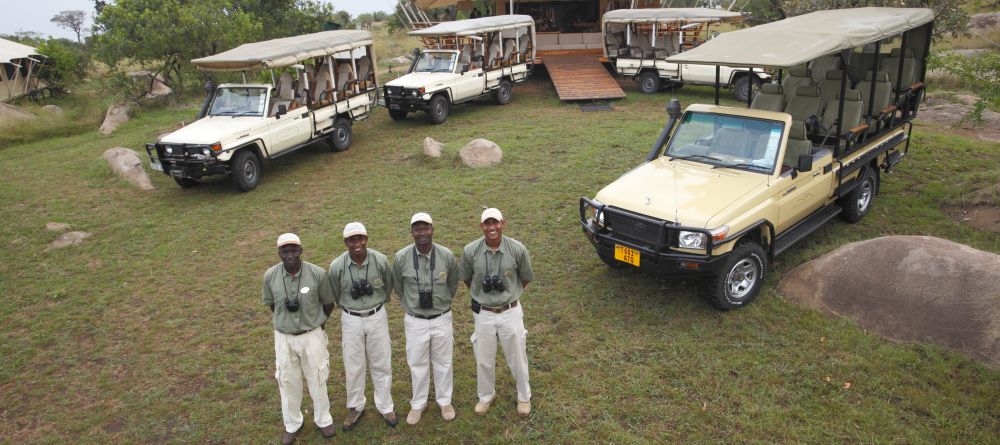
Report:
471,304,531,404
341,308,394,414
404,311,454,410
274,327,333,433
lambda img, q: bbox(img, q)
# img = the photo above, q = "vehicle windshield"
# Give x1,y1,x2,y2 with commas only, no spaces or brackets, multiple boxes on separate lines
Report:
413,52,457,73
664,112,783,174
208,87,268,117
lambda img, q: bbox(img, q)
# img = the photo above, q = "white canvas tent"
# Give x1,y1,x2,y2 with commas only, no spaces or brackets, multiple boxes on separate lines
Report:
1,38,45,102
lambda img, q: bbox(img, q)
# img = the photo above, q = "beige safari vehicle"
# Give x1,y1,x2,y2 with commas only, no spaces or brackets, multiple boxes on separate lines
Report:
603,8,769,100
384,15,535,124
147,30,378,192
581,7,934,309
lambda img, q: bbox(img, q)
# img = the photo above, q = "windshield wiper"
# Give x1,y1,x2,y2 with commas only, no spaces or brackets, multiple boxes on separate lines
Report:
712,162,770,172
668,154,724,164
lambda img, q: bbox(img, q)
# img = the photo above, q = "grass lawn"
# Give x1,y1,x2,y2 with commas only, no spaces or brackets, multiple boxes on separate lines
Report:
1,76,998,444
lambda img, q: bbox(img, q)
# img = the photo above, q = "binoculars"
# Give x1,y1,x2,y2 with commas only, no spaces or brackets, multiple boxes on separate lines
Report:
284,298,300,312
481,275,505,293
351,279,374,299
418,289,434,309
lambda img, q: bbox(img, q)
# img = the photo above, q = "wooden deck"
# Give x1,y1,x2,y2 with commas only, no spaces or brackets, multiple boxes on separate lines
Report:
541,55,625,101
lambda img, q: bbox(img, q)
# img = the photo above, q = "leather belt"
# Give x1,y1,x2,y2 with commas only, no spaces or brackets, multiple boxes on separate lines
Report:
408,308,451,320
343,304,383,317
473,300,518,314
287,327,319,336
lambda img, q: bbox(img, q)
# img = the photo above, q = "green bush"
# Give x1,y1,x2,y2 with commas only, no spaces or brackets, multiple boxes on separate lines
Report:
929,51,1000,125
35,39,89,92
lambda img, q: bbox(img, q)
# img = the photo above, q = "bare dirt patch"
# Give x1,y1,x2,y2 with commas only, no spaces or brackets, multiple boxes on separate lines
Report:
917,94,1000,143
943,205,1000,233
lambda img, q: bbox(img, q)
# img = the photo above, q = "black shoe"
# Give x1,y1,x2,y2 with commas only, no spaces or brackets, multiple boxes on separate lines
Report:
342,408,364,431
319,423,336,438
281,425,301,445
382,411,398,427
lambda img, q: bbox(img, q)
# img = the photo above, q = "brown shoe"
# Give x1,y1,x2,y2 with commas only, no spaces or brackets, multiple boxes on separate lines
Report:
318,423,336,439
342,408,365,431
382,411,399,427
281,425,301,445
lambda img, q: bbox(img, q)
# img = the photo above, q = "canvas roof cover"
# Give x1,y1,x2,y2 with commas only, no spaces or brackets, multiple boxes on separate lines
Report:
191,30,373,71
603,8,744,24
409,15,534,36
665,7,934,68
0,38,41,64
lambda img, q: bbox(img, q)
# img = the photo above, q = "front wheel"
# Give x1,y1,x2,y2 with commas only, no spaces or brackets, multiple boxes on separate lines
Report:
839,168,877,223
636,71,661,95
706,242,767,310
427,95,449,125
388,109,408,121
494,79,512,105
329,117,352,152
732,75,761,103
230,150,261,192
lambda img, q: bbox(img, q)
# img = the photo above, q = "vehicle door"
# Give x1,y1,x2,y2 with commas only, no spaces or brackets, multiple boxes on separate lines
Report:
453,63,486,101
681,63,719,84
776,150,835,232
265,102,313,156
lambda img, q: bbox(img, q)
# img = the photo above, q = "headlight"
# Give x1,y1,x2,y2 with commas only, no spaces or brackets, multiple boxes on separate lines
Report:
678,231,707,249
165,147,173,154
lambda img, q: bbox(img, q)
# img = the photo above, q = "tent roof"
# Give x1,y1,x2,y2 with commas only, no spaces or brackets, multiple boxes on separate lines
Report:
0,38,41,64
409,15,534,36
665,7,935,68
191,30,373,71
415,0,464,8
603,8,744,24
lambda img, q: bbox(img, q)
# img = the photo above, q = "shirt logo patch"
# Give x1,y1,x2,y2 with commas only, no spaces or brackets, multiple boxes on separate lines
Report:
300,286,310,294
505,270,513,279
438,271,447,280
372,278,385,288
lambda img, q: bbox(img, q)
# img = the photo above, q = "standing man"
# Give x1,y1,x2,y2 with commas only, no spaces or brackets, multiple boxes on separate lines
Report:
327,222,398,429
461,208,534,417
262,233,337,445
392,212,460,425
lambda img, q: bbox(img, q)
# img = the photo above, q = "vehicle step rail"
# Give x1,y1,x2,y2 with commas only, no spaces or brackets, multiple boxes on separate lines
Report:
773,205,842,256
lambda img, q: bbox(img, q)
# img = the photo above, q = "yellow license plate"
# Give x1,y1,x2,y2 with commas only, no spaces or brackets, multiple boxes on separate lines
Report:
614,244,640,267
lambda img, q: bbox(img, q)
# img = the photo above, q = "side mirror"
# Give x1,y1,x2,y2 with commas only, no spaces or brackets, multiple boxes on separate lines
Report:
276,104,287,117
797,154,813,172
461,64,469,74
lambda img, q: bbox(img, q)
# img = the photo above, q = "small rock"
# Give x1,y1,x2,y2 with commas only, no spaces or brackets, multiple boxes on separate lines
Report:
47,231,92,250
100,103,131,135
459,138,503,168
103,147,155,190
45,222,72,232
42,105,63,115
970,13,1000,30
0,102,36,121
422,137,443,157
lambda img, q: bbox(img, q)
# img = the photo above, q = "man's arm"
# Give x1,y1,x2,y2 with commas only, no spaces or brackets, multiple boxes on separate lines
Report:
460,248,473,289
447,252,460,297
262,269,276,312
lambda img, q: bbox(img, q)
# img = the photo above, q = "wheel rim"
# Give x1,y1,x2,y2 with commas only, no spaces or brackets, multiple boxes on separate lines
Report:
726,258,758,300
434,101,444,117
641,76,655,92
857,177,873,213
243,159,256,182
500,85,510,101
337,126,349,144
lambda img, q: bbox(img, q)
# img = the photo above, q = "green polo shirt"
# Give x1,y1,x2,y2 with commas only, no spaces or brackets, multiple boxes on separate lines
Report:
460,235,533,307
393,242,459,317
328,248,393,311
262,261,335,334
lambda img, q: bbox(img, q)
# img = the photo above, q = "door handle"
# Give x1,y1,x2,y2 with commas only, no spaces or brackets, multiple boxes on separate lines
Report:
783,186,797,196
812,171,821,177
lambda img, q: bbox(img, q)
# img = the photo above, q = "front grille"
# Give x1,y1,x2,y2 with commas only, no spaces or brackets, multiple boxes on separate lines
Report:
386,86,403,98
605,209,669,248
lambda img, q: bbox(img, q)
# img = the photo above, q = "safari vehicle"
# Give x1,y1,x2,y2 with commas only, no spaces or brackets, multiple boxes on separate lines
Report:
603,8,769,100
580,8,934,310
384,15,535,124
146,30,379,192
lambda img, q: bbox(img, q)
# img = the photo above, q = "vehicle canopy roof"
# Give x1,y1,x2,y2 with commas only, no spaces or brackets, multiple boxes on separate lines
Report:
191,30,373,71
409,15,534,36
602,8,744,25
664,7,934,68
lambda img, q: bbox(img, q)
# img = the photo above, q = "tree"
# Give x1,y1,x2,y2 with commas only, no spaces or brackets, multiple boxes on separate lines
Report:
36,39,88,92
51,10,88,44
355,13,375,29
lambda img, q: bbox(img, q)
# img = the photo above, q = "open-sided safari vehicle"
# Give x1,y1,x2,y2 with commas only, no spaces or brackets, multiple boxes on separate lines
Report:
146,30,378,192
384,15,535,124
603,8,769,100
580,8,934,309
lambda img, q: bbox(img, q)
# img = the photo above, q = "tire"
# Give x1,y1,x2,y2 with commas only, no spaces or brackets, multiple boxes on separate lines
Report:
732,75,760,103
636,71,661,95
426,94,449,125
707,242,767,310
329,117,352,152
230,150,261,192
173,177,199,188
839,168,877,223
494,79,512,105
388,109,408,121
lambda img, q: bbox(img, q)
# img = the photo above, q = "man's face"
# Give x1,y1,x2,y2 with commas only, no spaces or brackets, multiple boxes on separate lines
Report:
278,244,302,270
411,222,433,248
345,235,368,256
480,218,504,242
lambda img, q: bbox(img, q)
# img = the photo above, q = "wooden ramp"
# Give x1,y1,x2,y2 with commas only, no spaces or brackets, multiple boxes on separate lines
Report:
543,55,625,101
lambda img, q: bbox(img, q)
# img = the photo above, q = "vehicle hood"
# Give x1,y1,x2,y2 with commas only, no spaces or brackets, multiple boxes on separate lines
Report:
386,72,461,89
159,116,264,145
594,157,768,228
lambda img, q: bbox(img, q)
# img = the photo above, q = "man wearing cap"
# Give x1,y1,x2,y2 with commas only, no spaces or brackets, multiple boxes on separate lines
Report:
392,212,460,425
262,233,337,444
460,208,534,417
327,222,398,429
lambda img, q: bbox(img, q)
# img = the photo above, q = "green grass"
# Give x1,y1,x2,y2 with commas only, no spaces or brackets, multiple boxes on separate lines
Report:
1,78,998,444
